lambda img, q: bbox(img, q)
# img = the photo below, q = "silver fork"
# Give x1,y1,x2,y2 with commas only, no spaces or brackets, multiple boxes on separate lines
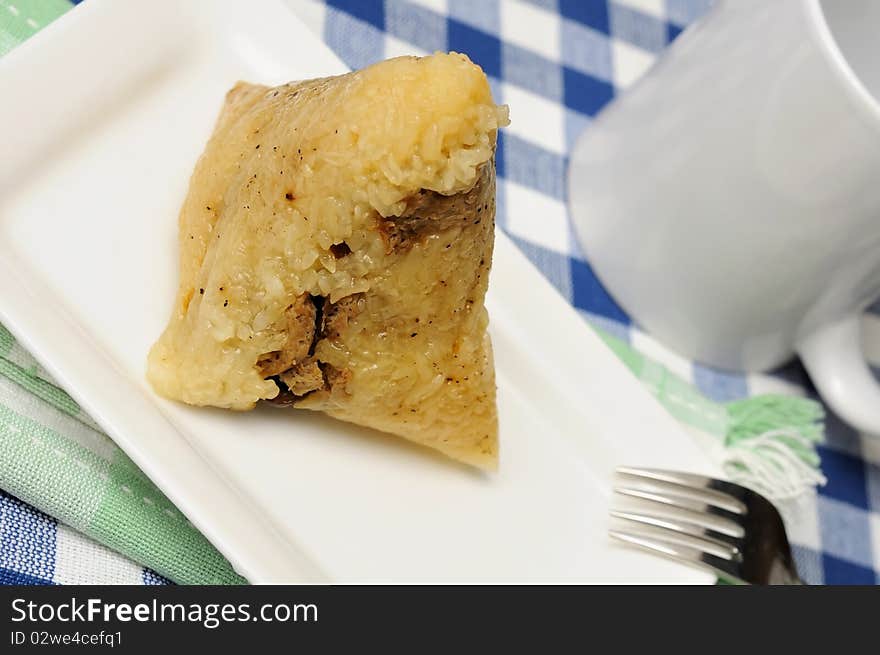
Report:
609,466,803,585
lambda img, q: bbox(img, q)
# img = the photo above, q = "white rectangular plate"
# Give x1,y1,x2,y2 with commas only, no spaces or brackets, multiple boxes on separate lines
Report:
0,0,714,583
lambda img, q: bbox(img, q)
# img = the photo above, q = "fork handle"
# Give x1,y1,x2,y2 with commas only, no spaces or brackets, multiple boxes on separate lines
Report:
769,562,805,585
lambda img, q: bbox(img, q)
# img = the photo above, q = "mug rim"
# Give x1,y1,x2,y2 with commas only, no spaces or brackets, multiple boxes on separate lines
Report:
807,0,880,126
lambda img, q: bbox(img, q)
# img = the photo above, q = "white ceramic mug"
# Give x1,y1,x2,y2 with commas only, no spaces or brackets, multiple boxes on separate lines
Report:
568,0,880,434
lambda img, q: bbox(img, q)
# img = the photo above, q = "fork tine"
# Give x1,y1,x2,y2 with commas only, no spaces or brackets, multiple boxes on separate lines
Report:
614,482,745,517
612,521,739,561
610,512,740,559
616,467,747,514
616,466,715,487
611,510,741,553
609,529,742,583
614,486,716,513
613,489,745,538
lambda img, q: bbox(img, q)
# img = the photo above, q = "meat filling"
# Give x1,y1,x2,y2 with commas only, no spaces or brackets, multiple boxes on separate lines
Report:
378,162,493,252
256,294,316,377
259,293,364,404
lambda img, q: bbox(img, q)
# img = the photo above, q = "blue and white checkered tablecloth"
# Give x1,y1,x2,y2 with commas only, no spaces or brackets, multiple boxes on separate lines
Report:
3,0,880,585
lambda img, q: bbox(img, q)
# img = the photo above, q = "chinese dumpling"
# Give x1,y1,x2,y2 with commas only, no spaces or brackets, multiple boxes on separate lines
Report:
147,53,508,469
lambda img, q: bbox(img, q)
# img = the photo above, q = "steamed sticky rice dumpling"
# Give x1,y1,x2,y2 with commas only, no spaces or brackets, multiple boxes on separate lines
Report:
147,53,509,469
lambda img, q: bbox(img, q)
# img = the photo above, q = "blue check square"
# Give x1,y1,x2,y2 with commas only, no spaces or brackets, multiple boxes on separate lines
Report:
448,18,502,78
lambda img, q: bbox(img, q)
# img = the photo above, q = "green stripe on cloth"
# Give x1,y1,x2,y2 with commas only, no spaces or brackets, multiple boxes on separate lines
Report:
0,397,108,526
0,323,14,358
0,357,81,419
598,330,730,434
0,0,70,54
